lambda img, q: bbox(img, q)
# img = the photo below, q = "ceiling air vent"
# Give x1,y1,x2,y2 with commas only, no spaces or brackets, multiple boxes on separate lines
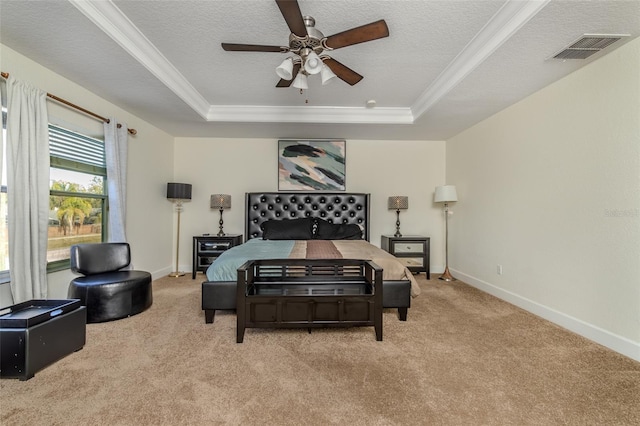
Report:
550,34,628,60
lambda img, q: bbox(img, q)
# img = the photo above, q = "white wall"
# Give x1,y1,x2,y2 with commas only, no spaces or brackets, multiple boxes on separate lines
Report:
446,38,640,360
0,45,176,303
172,137,447,276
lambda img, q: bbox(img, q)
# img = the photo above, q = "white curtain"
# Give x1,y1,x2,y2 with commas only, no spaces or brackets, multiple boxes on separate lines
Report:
104,118,128,243
1,80,5,193
6,77,50,302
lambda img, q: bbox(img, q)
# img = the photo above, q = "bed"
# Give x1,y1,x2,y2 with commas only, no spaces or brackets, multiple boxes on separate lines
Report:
201,192,419,323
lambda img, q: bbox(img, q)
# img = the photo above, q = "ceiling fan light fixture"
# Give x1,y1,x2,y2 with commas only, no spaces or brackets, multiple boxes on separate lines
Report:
304,51,323,75
292,72,308,89
320,64,337,85
276,57,294,80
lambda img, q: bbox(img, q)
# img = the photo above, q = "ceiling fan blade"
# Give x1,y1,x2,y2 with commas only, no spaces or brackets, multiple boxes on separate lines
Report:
276,63,301,87
221,43,285,52
324,20,389,50
275,0,307,38
323,58,363,86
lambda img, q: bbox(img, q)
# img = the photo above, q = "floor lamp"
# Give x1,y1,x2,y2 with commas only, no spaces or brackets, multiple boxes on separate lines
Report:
435,185,458,281
167,182,192,277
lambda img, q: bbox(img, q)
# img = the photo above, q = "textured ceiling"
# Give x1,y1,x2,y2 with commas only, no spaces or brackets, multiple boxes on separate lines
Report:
1,0,639,140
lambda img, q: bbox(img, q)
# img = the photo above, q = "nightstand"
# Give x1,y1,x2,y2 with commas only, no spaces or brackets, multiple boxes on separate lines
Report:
381,235,430,279
192,234,243,279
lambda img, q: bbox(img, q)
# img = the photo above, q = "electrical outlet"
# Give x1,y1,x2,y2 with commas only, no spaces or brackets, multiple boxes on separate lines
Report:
497,264,503,275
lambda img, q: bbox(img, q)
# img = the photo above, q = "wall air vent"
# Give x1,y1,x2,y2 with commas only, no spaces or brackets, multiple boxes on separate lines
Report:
549,34,629,60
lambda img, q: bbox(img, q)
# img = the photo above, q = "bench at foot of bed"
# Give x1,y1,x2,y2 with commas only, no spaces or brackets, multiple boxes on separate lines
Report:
204,307,406,323
202,280,410,323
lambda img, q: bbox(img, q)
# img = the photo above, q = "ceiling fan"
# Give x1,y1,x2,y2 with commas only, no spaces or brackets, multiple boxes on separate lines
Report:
221,0,389,88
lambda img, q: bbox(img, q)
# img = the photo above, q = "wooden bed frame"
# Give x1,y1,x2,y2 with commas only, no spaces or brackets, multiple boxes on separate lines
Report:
201,192,412,324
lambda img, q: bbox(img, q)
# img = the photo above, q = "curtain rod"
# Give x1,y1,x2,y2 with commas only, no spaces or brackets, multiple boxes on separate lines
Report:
1,71,137,136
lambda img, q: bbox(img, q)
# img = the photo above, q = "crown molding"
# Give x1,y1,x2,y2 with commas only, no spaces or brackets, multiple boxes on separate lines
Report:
69,0,411,124
411,0,550,119
206,105,413,124
69,0,211,119
69,0,548,126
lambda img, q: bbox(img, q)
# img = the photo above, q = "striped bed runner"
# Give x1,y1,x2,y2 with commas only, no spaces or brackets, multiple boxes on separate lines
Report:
305,240,343,259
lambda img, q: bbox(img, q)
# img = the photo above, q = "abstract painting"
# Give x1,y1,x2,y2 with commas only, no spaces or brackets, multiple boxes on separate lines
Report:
278,139,346,191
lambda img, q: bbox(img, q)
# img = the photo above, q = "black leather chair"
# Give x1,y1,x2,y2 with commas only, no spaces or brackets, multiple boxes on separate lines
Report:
68,243,152,323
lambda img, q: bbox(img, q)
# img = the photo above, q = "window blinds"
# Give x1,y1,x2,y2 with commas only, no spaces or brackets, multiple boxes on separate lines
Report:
49,124,105,168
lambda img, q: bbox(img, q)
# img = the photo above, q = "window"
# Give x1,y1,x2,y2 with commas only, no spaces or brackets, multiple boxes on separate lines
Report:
47,124,107,271
0,82,106,279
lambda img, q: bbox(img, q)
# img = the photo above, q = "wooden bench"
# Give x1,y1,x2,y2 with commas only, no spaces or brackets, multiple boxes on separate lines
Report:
236,259,383,343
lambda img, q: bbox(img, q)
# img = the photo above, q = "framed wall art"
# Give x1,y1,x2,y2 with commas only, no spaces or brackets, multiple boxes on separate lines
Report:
278,139,346,191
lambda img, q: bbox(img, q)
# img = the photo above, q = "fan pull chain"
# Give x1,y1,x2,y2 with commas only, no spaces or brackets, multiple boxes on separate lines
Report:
298,88,309,104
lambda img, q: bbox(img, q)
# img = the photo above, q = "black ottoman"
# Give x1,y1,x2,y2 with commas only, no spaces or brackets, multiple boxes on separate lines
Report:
68,243,153,323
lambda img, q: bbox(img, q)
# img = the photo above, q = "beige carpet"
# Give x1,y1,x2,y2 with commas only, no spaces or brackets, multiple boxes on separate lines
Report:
1,274,639,425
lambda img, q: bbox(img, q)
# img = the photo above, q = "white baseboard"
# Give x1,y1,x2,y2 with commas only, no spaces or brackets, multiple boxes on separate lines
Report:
151,266,198,281
451,269,640,362
151,266,174,281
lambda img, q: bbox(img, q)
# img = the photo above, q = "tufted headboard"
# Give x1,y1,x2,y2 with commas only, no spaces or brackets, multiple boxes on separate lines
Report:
245,192,370,241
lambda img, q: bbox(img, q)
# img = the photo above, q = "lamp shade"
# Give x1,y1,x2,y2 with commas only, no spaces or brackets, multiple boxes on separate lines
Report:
292,72,308,89
434,185,458,203
276,57,294,80
210,194,231,209
388,196,409,210
304,51,323,75
167,182,192,200
320,64,337,85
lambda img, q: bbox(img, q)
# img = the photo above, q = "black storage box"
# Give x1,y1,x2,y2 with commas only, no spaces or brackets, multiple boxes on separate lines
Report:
0,299,86,380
